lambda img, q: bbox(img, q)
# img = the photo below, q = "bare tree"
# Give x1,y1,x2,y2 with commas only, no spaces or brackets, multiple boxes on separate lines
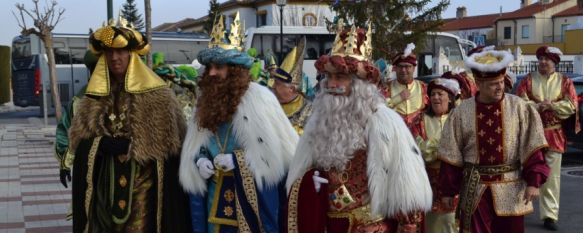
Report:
144,0,152,67
13,0,65,121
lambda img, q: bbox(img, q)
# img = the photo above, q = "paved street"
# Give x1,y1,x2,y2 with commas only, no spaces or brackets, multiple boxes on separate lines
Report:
1,106,583,232
0,107,69,233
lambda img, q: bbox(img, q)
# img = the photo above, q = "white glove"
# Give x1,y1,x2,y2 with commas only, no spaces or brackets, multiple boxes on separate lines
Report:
312,171,329,193
214,153,235,171
196,157,215,179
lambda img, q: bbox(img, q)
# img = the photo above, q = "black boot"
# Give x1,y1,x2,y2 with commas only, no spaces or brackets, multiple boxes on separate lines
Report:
543,218,558,231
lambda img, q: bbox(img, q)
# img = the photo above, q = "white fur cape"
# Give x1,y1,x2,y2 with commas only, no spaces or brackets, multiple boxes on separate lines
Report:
286,103,433,217
180,82,299,195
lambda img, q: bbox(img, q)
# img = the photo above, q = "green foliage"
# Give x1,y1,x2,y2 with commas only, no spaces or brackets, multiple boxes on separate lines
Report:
121,0,145,31
176,65,198,81
152,52,165,67
247,48,258,58
204,0,221,34
329,0,449,60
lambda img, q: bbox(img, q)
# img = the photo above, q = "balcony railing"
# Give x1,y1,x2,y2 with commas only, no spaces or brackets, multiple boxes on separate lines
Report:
508,61,574,75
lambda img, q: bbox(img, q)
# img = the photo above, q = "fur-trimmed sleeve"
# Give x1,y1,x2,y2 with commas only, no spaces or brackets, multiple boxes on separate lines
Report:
179,111,212,195
231,83,299,190
366,104,432,218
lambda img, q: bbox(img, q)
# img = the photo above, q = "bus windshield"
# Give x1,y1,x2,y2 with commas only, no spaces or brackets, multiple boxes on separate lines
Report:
250,34,335,61
12,37,31,59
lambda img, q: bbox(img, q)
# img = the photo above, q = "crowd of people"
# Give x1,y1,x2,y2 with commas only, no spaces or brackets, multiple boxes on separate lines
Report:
53,13,579,233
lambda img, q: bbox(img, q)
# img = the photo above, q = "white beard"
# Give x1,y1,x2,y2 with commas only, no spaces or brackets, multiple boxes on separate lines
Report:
303,78,385,170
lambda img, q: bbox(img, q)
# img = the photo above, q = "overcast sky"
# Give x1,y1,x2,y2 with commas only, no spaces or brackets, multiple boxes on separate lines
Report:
0,0,521,46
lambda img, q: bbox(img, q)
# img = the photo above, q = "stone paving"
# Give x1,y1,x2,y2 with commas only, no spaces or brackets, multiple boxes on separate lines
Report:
0,122,71,233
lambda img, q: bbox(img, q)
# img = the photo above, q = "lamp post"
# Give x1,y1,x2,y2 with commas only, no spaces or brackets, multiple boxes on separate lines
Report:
276,0,287,62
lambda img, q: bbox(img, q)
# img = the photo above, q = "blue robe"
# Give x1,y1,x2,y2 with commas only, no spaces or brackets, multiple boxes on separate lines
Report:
189,123,283,233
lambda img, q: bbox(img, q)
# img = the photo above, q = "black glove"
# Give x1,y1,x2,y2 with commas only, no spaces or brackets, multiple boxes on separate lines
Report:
60,169,71,188
98,136,131,156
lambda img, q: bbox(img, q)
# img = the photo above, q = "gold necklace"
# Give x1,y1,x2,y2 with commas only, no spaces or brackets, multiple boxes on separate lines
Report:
214,124,233,154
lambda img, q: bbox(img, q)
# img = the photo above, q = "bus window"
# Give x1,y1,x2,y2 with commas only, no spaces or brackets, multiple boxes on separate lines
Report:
435,36,463,62
251,34,334,62
53,37,69,64
70,48,86,64
12,37,31,59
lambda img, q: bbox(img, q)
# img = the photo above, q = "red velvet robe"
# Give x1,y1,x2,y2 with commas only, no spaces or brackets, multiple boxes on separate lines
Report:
286,151,423,233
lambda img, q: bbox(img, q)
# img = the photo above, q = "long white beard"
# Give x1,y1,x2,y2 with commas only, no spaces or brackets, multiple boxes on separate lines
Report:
303,78,385,170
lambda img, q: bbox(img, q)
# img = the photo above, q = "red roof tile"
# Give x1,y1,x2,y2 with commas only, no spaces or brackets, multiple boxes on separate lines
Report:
441,13,504,31
497,0,569,20
553,5,583,17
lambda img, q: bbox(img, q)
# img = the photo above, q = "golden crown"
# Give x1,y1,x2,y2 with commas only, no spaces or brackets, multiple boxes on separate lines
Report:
330,19,373,62
208,12,245,51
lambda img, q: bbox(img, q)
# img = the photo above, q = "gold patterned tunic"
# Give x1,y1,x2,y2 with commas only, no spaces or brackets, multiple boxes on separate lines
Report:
281,95,312,135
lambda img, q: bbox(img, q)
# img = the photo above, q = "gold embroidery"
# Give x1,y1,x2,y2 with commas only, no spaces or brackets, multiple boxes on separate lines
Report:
496,145,503,153
224,189,235,202
488,156,496,163
478,130,486,137
119,175,128,188
480,149,486,155
478,113,484,119
208,171,238,226
224,206,234,217
487,137,495,145
495,126,502,134
119,200,127,210
83,137,102,233
156,160,164,233
235,194,251,232
486,119,494,127
287,178,302,233
233,150,265,232
494,109,501,116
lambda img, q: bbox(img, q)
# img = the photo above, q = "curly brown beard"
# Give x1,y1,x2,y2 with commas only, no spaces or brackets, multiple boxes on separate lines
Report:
196,65,251,132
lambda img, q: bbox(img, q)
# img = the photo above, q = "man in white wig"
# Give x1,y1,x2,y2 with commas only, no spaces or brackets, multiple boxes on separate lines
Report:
284,22,432,233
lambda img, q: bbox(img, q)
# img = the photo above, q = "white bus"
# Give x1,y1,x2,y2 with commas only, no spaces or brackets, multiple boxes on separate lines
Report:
11,32,209,111
244,27,475,84
245,26,335,85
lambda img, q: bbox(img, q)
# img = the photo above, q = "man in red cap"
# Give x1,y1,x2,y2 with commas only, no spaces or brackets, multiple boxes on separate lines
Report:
438,49,550,233
516,46,579,231
384,43,428,130
285,24,432,233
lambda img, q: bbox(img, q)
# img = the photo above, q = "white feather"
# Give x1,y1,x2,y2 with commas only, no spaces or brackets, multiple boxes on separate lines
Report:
179,82,298,195
367,104,433,217
403,43,416,58
464,50,514,73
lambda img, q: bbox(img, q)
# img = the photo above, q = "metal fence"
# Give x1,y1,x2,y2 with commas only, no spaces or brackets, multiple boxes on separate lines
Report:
508,61,574,74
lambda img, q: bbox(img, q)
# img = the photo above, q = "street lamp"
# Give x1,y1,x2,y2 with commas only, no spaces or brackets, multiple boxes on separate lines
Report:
276,0,287,62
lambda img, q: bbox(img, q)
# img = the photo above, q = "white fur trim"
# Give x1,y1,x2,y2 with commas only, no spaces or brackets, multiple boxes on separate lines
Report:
403,43,415,58
367,104,432,217
483,45,495,52
286,104,433,217
547,47,563,56
465,50,514,73
180,82,298,195
432,78,461,95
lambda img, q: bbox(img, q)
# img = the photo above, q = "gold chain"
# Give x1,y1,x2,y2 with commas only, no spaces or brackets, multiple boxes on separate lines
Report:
214,124,233,154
